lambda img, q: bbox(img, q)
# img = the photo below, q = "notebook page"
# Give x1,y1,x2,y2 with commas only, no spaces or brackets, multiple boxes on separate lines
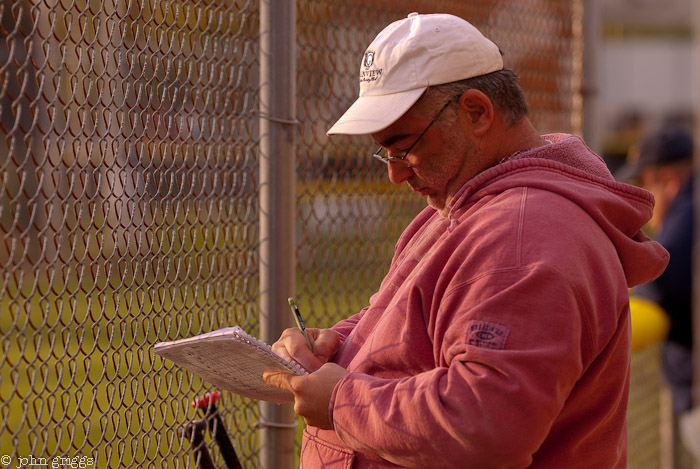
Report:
153,326,308,404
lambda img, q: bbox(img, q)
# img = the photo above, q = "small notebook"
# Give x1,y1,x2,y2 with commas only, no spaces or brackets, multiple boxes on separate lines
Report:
153,326,308,404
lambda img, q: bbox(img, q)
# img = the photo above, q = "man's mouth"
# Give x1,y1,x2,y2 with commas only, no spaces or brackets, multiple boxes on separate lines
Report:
410,186,430,196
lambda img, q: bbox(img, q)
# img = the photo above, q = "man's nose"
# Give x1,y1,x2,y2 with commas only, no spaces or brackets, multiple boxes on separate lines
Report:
387,162,413,185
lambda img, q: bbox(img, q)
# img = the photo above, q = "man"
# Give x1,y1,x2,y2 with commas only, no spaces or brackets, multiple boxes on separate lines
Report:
264,13,669,468
617,127,694,413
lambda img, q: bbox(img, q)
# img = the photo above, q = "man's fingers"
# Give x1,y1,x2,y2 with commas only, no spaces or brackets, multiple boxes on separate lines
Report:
307,328,341,364
263,371,294,392
272,328,324,372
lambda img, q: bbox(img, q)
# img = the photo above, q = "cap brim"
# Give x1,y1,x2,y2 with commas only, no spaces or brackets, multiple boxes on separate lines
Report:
327,87,426,135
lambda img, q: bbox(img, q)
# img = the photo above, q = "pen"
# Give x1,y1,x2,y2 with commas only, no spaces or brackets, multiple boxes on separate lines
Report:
288,297,313,351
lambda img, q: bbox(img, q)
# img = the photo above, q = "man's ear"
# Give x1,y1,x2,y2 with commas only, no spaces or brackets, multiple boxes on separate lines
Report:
457,89,494,137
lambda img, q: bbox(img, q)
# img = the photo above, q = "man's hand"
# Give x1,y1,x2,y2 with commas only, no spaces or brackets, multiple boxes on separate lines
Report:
271,327,341,371
263,363,349,429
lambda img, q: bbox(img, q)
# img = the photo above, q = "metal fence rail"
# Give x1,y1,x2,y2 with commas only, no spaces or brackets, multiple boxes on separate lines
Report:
0,0,665,467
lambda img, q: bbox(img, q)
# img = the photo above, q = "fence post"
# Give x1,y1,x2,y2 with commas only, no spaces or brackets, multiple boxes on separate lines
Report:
258,0,298,468
581,0,601,154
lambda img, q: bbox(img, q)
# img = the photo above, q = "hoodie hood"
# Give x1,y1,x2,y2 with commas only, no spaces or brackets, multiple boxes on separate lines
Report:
448,133,669,288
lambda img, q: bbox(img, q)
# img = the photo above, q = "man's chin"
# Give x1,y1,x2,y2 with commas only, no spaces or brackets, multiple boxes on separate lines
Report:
426,196,448,217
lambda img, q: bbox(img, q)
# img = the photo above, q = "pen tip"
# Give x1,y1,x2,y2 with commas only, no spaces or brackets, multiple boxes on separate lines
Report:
288,297,294,306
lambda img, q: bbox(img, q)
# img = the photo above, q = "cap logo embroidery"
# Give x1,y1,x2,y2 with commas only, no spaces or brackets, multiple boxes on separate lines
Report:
466,320,509,350
363,51,375,68
360,51,382,84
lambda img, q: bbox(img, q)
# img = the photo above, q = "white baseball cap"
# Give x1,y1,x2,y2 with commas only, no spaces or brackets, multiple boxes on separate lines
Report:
327,13,504,136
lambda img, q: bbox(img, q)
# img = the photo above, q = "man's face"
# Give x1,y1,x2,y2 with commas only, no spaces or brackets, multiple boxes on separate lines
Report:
371,102,479,216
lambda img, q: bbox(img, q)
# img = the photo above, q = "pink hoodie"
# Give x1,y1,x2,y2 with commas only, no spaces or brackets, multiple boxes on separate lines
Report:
301,134,669,468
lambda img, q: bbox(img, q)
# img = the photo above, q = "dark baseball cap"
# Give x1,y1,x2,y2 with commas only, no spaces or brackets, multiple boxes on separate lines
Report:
615,126,694,182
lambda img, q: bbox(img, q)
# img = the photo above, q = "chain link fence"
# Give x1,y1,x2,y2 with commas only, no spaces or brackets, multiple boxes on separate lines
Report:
0,0,666,467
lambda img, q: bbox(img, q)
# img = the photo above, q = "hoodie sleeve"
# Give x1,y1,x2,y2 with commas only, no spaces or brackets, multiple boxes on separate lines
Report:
331,308,366,345
328,264,615,469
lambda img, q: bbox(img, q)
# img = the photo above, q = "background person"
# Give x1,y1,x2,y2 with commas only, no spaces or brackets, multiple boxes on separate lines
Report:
616,126,696,463
264,13,669,468
616,125,694,414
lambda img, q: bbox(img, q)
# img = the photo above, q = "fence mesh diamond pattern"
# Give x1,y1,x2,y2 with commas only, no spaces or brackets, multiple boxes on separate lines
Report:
0,0,664,467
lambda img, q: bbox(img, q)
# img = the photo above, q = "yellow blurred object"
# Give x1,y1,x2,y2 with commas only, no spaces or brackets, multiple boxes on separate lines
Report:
629,295,670,351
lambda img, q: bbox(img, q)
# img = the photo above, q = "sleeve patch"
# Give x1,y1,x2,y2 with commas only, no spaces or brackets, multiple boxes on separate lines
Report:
466,320,509,350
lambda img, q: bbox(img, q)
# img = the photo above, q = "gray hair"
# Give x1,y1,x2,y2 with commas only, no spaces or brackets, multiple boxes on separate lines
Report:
416,69,529,127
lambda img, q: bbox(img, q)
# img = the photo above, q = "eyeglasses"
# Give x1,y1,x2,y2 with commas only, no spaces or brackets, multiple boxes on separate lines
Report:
372,97,456,166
